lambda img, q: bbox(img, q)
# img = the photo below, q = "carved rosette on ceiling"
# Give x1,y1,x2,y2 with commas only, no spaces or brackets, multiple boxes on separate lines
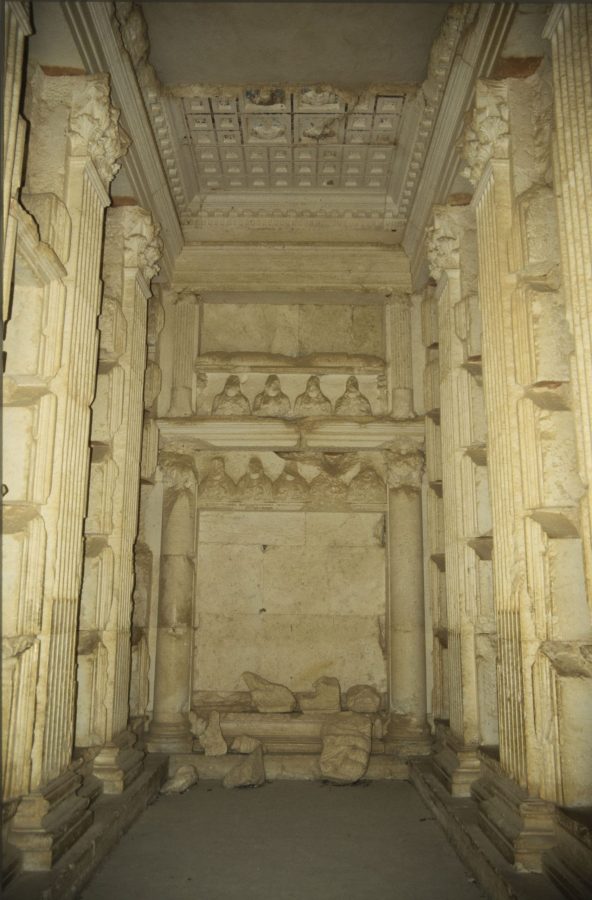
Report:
69,75,131,185
460,79,510,186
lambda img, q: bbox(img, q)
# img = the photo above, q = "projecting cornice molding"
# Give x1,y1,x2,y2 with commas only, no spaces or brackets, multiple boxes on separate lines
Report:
402,2,516,289
157,416,424,453
61,0,183,280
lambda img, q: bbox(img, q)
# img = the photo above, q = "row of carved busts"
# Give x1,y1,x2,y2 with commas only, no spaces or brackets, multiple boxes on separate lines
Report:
197,456,386,505
209,374,373,417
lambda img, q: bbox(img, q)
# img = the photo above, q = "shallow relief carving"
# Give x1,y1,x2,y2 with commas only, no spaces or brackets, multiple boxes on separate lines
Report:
192,451,388,510
196,371,381,418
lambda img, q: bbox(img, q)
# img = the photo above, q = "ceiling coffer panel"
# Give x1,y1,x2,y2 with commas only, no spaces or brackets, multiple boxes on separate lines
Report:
180,87,406,193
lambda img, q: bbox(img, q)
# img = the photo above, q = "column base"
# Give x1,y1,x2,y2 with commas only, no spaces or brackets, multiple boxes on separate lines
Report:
432,723,481,797
383,715,433,757
145,720,193,754
543,806,592,900
92,729,145,795
9,766,93,871
472,751,555,873
2,801,21,888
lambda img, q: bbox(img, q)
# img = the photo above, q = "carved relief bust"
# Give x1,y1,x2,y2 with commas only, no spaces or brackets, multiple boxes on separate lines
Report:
211,375,251,416
253,374,291,417
347,466,385,504
272,461,309,502
237,456,273,503
294,376,332,416
335,376,372,416
199,456,235,502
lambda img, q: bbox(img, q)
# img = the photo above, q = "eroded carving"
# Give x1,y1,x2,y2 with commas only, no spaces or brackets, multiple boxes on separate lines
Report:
211,375,251,416
334,376,372,416
320,712,372,784
69,76,131,185
237,457,273,503
199,711,227,756
199,456,236,503
160,764,198,794
347,467,385,505
294,376,332,416
461,80,510,185
297,676,341,712
346,684,381,713
386,442,424,492
426,206,461,281
272,461,309,503
223,745,265,789
242,672,297,713
253,374,291,417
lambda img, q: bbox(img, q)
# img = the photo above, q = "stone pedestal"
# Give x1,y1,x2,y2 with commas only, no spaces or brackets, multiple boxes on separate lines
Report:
92,729,145,795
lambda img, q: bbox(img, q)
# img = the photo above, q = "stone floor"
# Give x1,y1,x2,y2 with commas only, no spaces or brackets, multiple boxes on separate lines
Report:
81,780,486,899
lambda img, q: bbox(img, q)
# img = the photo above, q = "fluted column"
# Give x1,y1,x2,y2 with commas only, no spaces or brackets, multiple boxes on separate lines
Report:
146,455,198,753
167,291,200,416
544,5,592,602
384,442,430,753
6,70,128,871
386,293,414,419
76,206,162,793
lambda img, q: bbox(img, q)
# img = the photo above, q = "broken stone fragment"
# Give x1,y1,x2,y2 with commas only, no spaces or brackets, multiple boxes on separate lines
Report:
242,671,297,713
345,684,381,714
223,745,265,789
200,710,227,756
160,764,198,794
231,734,261,754
188,709,207,738
320,712,372,785
297,676,341,712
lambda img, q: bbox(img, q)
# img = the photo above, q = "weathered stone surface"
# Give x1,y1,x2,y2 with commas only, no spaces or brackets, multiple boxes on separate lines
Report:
160,765,198,794
222,745,265,789
346,684,381,713
242,672,297,713
188,710,207,738
320,712,372,784
298,677,341,712
200,711,227,756
230,735,262,754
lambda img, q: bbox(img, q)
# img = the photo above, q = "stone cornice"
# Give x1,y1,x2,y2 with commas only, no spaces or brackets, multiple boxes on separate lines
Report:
402,3,516,289
61,0,183,280
157,416,424,453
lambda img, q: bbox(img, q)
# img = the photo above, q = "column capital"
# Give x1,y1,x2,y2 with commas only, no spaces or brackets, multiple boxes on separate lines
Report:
69,75,130,185
122,207,163,282
385,441,424,491
158,451,198,490
169,289,200,306
460,79,509,185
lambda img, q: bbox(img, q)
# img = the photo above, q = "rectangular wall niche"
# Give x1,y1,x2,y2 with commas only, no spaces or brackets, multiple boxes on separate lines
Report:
193,510,386,705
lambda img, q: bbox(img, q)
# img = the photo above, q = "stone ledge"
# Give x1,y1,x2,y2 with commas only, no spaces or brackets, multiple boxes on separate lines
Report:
4,756,167,900
168,751,408,782
410,758,565,900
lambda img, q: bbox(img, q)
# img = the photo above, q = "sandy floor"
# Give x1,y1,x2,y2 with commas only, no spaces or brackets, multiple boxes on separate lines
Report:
81,779,486,899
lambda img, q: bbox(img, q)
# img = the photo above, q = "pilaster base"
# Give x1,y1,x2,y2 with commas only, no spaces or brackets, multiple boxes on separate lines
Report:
9,767,93,871
92,729,145,794
472,752,555,873
432,724,480,796
145,721,193,754
4,756,167,900
543,806,592,900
